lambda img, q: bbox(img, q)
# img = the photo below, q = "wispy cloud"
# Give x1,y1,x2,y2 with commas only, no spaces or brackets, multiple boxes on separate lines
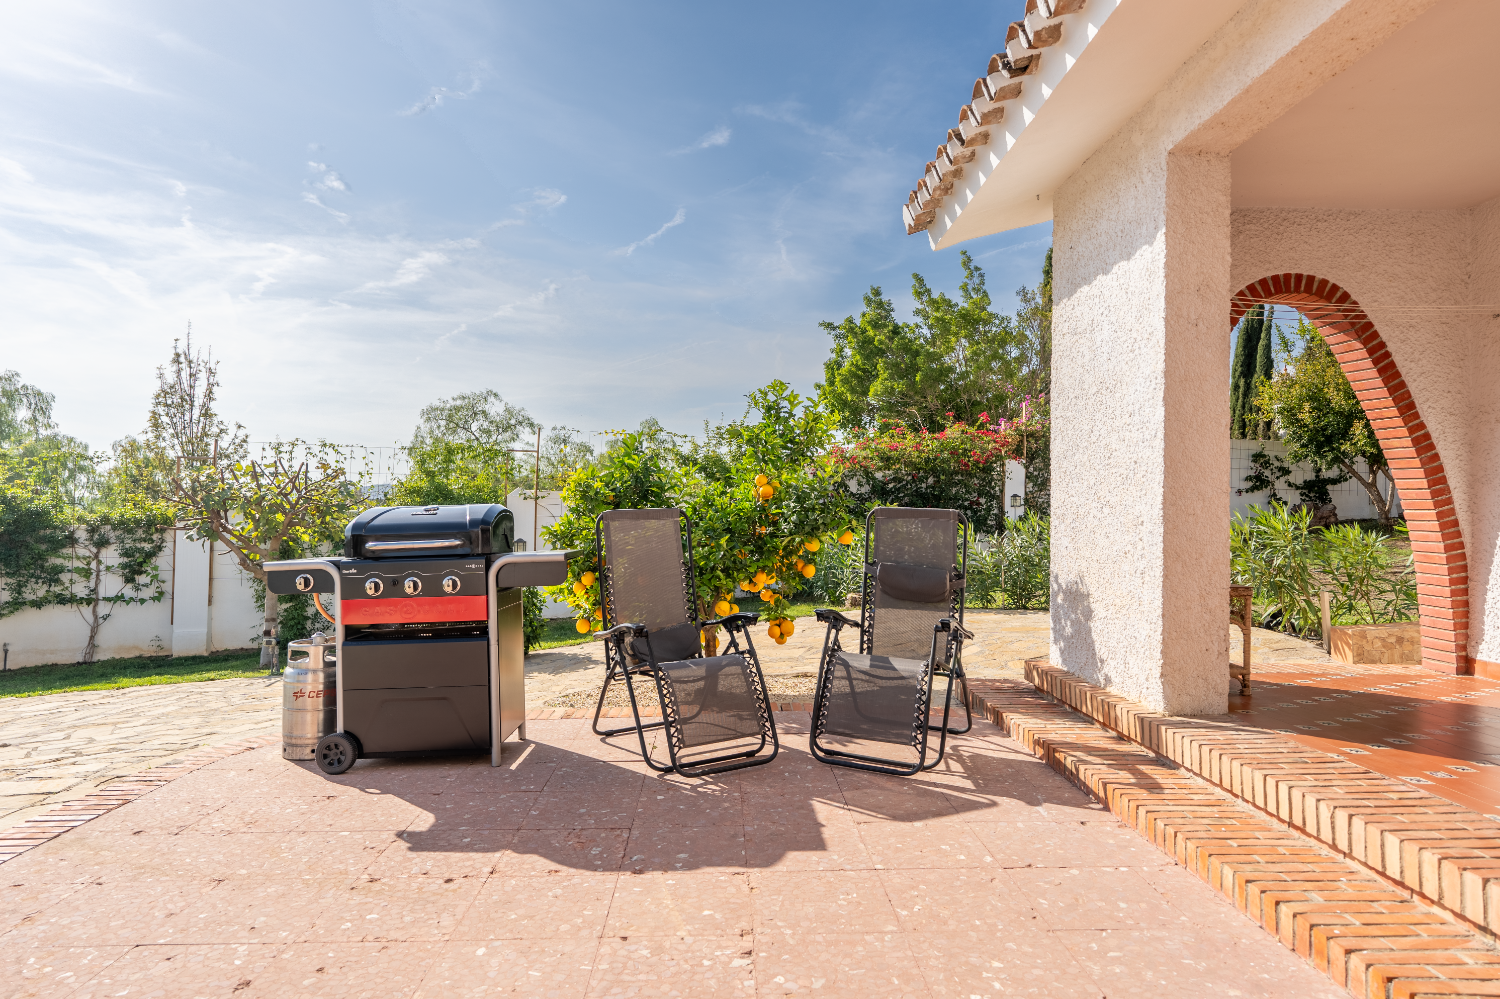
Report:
670,125,731,155
492,281,559,318
485,188,567,230
301,192,348,223
399,73,482,116
357,250,449,292
614,208,686,256
307,161,349,192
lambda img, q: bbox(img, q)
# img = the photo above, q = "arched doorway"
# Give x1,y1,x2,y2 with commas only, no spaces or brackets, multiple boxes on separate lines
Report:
1231,274,1469,674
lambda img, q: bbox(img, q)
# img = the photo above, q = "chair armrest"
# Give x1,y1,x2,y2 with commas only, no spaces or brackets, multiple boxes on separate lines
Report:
594,622,646,642
702,612,760,630
937,618,974,641
815,608,862,630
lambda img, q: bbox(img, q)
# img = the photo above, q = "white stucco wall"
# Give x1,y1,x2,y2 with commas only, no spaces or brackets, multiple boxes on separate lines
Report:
1230,198,1500,664
1046,0,1435,713
0,531,262,670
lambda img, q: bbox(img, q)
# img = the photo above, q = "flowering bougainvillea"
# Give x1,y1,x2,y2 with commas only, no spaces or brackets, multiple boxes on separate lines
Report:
831,408,1047,533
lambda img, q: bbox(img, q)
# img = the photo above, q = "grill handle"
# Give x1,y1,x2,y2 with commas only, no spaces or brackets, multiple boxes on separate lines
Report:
364,539,464,552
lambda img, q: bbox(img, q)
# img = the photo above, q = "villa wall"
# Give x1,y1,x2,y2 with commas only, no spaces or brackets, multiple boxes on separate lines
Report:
1230,198,1500,667
1047,0,1433,713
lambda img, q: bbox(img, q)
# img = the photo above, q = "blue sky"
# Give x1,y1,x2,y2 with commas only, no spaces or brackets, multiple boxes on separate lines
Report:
0,0,1052,453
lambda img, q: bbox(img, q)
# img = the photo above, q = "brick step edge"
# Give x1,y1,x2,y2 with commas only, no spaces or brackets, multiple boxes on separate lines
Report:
966,677,1500,998
0,735,278,865
1020,657,1500,939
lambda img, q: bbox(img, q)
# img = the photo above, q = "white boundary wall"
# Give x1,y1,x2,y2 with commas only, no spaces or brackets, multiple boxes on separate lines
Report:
0,531,263,670
1230,440,1403,522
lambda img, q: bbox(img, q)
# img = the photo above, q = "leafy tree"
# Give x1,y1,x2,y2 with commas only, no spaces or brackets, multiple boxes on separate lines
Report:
819,249,1052,512
819,251,1022,434
144,335,367,667
1254,319,1396,524
0,373,92,618
62,501,170,663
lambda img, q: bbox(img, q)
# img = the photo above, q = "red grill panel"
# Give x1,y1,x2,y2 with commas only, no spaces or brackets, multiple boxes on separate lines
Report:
343,596,488,625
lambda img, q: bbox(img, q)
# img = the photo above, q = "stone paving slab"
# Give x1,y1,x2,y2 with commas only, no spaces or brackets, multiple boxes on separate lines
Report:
1,714,1344,999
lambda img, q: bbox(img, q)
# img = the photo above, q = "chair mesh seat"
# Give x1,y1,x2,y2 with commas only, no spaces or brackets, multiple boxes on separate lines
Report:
660,654,764,748
817,652,929,747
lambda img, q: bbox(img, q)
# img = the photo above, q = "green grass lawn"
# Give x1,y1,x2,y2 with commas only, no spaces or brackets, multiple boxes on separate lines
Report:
0,649,267,698
532,602,823,652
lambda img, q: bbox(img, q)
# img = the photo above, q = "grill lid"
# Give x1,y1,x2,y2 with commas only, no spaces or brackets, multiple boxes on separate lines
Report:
344,504,514,559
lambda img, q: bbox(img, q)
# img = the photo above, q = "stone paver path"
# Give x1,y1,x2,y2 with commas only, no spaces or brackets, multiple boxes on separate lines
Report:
0,679,283,831
2,713,1344,998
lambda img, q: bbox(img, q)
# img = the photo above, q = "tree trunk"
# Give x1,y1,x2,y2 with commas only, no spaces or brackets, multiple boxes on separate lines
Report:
82,552,104,664
261,590,280,670
1340,459,1395,526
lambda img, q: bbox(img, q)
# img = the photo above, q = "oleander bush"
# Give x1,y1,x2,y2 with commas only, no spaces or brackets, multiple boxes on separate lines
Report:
1231,503,1416,637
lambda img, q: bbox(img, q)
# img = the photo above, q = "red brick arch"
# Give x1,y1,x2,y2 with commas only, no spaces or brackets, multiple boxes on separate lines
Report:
1231,274,1469,674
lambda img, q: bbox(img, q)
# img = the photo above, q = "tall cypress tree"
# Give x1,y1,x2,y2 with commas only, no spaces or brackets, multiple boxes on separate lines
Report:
1252,306,1277,439
1229,305,1263,439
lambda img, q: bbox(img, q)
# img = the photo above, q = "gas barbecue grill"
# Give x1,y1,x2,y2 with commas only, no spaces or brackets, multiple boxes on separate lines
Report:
265,503,571,774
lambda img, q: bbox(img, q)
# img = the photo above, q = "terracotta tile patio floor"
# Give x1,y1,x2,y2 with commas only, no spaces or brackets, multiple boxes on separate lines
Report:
1231,663,1500,817
2,712,1347,999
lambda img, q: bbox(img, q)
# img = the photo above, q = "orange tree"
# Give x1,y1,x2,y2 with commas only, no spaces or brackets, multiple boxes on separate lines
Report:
830,411,1040,533
543,385,856,650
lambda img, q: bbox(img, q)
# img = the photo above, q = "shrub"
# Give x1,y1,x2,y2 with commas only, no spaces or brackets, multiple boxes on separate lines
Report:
967,514,1050,609
1230,504,1415,636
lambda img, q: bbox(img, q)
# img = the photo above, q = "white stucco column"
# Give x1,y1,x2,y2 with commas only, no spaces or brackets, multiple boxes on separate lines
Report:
1050,149,1230,715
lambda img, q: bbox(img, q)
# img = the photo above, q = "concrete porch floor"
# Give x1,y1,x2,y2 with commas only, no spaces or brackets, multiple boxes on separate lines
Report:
3,713,1344,999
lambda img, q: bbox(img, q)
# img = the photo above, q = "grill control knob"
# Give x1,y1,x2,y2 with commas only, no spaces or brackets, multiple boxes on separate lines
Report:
295,573,314,592
403,577,422,596
364,577,383,597
442,575,461,594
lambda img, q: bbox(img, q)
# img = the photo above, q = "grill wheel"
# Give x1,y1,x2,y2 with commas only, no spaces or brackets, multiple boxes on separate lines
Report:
317,732,360,775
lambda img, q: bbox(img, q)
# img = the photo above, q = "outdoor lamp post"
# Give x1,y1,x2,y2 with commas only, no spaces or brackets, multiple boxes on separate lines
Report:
1010,494,1022,516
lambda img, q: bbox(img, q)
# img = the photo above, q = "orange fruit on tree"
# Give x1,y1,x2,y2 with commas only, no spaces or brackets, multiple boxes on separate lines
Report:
775,635,787,645
593,608,603,620
804,538,820,552
794,558,805,570
714,600,732,617
838,530,855,545
767,625,781,640
572,581,586,596
580,571,596,587
758,485,774,500
575,618,591,633
753,570,768,585
759,588,773,602
730,603,740,613
782,620,794,637
754,473,768,487
801,564,816,578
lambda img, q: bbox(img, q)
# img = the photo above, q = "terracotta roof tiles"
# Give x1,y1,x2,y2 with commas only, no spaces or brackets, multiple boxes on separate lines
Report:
903,0,1088,236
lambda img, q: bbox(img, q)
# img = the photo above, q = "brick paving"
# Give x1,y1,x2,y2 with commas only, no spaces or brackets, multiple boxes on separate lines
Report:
2,712,1345,998
966,676,1500,998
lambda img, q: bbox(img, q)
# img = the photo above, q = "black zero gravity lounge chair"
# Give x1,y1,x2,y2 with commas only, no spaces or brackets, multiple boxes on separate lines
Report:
591,508,779,777
810,507,973,775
